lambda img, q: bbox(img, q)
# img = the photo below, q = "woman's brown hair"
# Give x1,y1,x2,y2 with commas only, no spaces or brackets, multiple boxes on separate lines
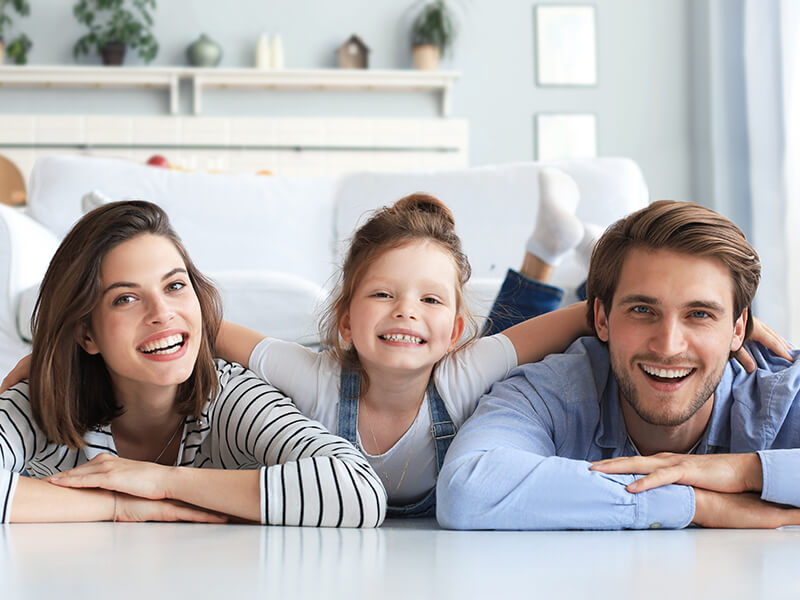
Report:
320,193,476,385
30,200,222,449
586,200,761,341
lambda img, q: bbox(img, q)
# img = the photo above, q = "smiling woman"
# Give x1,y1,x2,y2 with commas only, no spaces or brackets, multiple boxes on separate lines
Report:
0,201,385,526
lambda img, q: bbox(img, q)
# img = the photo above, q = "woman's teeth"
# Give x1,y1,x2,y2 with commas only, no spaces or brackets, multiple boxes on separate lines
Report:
641,364,693,379
139,334,185,355
380,333,424,344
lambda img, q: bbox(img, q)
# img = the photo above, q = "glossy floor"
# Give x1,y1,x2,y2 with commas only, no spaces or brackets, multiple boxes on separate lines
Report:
2,519,799,600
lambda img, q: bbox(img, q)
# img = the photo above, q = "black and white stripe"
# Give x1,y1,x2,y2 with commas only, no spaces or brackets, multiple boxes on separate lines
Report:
0,360,386,527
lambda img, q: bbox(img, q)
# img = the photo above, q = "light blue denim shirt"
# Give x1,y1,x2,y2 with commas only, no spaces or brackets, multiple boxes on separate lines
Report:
437,337,800,530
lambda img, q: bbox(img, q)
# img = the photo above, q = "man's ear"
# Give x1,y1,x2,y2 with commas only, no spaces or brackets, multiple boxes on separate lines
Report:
76,324,100,355
448,314,465,351
594,298,610,342
730,307,747,352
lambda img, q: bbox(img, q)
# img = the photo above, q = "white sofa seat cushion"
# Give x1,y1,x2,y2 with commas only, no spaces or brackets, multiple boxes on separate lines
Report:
210,271,326,346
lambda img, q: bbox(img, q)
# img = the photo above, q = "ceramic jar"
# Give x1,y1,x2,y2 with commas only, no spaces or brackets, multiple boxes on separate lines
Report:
187,34,222,67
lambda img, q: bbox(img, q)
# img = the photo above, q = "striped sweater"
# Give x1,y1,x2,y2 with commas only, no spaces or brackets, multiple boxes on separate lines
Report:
0,360,386,526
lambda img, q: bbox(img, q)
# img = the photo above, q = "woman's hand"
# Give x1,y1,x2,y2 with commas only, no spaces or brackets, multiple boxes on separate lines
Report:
734,317,794,372
0,354,31,393
115,493,227,523
48,453,173,500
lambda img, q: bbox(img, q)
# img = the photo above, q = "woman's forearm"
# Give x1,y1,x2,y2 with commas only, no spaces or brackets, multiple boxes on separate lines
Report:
10,475,114,522
164,467,261,522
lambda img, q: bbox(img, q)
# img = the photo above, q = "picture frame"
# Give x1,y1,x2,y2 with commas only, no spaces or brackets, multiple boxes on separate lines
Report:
535,113,597,160
534,4,597,86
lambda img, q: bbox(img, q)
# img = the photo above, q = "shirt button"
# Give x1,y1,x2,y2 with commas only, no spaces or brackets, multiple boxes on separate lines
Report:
649,522,662,529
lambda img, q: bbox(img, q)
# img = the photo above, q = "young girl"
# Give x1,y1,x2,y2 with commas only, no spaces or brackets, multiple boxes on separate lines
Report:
0,200,385,526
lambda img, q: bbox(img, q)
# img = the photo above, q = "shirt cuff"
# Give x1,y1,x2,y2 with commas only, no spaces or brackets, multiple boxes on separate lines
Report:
758,449,800,507
259,466,268,525
632,480,695,530
2,471,20,524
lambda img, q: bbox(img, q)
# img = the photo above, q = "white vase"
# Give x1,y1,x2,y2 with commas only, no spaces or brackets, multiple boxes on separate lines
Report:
270,35,284,69
256,33,270,69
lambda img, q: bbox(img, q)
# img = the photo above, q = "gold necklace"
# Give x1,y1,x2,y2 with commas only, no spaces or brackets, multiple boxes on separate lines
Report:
152,418,184,464
360,396,423,495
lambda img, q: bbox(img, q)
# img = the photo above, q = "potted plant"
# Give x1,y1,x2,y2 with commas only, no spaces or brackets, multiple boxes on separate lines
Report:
410,0,457,71
73,0,159,66
0,0,32,65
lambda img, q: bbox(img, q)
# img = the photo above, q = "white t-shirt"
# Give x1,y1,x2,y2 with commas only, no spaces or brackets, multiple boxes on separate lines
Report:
249,334,517,504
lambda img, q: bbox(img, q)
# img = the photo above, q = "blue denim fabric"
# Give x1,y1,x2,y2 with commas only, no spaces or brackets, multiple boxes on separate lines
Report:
483,269,565,336
338,367,455,518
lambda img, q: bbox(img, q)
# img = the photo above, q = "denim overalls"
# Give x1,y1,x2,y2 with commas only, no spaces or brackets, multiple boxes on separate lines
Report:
338,367,455,518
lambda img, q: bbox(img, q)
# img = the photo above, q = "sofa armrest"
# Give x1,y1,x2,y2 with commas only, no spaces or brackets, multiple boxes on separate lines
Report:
0,205,60,341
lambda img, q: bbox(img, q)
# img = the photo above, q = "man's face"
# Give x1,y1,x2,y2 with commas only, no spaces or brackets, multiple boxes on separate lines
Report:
594,248,746,429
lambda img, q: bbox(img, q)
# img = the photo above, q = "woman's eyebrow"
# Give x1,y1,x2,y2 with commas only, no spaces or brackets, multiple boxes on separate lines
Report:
102,267,187,295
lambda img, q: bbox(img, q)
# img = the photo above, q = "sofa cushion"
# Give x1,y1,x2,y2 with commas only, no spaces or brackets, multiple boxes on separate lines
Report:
27,155,339,287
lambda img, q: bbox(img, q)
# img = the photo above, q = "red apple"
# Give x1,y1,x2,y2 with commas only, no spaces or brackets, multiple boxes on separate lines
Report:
146,154,170,168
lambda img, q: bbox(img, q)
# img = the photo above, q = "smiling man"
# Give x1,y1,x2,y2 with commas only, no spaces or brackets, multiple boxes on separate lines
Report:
437,200,800,530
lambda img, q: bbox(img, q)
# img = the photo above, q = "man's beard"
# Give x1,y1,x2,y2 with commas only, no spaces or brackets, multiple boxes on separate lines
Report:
610,352,724,428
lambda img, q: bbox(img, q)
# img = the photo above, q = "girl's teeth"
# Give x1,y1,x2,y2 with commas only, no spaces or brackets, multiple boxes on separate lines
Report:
381,334,423,344
139,334,184,354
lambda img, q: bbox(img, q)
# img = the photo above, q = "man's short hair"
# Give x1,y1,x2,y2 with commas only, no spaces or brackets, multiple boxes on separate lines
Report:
585,200,761,340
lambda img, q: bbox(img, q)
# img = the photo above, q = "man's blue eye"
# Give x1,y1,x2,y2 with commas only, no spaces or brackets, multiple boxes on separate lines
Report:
632,306,650,313
691,310,710,319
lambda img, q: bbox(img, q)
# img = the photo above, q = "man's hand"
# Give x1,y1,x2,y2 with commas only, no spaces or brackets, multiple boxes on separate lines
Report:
693,488,800,528
590,452,763,494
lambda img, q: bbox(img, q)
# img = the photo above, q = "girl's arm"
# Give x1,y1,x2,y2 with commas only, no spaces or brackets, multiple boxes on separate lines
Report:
50,364,387,527
501,302,591,366
214,320,267,368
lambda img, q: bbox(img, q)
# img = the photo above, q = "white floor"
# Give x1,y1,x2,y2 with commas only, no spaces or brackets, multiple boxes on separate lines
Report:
2,519,799,600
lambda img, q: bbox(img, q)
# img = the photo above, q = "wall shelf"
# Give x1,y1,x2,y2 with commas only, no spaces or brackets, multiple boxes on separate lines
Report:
0,66,459,117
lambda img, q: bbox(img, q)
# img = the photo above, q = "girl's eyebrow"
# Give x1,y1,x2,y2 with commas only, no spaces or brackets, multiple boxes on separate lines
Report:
102,267,187,295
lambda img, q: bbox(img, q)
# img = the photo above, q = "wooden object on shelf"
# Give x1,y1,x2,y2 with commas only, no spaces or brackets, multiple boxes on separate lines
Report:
0,155,26,205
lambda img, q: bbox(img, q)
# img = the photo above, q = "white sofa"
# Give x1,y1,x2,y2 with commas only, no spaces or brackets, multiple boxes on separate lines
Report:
0,154,650,376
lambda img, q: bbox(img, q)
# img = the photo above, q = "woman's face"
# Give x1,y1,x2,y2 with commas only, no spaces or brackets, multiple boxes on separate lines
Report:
80,233,203,395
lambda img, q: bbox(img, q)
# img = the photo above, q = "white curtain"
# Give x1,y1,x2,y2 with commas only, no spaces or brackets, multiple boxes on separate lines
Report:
696,0,800,340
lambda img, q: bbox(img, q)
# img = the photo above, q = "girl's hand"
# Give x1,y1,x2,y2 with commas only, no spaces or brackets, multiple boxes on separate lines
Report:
47,453,172,500
116,493,228,523
734,317,794,372
1,354,31,393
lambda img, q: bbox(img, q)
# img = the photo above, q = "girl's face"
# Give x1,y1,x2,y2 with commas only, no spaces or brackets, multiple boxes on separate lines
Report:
80,233,203,397
339,240,465,378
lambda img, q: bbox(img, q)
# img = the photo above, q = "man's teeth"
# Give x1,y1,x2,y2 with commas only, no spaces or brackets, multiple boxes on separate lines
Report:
139,334,185,355
380,333,424,344
641,364,692,379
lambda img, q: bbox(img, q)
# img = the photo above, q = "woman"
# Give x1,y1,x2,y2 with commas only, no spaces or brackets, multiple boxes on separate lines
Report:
0,200,385,526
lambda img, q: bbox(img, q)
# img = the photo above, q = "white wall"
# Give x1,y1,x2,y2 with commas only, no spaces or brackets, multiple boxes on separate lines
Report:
0,0,693,202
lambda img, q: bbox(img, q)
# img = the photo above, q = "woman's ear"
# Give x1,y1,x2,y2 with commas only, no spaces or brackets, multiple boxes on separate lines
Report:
76,324,100,355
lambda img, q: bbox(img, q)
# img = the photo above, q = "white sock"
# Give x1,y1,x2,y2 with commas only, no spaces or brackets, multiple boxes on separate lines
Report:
575,223,604,271
526,167,584,266
81,189,113,214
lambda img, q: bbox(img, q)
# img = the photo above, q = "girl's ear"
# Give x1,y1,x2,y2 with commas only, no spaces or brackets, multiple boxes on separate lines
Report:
448,314,465,351
76,324,100,355
339,312,353,342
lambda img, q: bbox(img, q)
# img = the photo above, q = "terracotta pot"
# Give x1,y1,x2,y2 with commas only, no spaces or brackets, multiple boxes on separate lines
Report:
101,42,126,66
412,44,441,71
0,39,5,66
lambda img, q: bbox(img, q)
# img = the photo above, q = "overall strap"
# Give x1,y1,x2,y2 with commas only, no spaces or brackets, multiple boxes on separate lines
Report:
337,367,361,444
426,379,456,472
